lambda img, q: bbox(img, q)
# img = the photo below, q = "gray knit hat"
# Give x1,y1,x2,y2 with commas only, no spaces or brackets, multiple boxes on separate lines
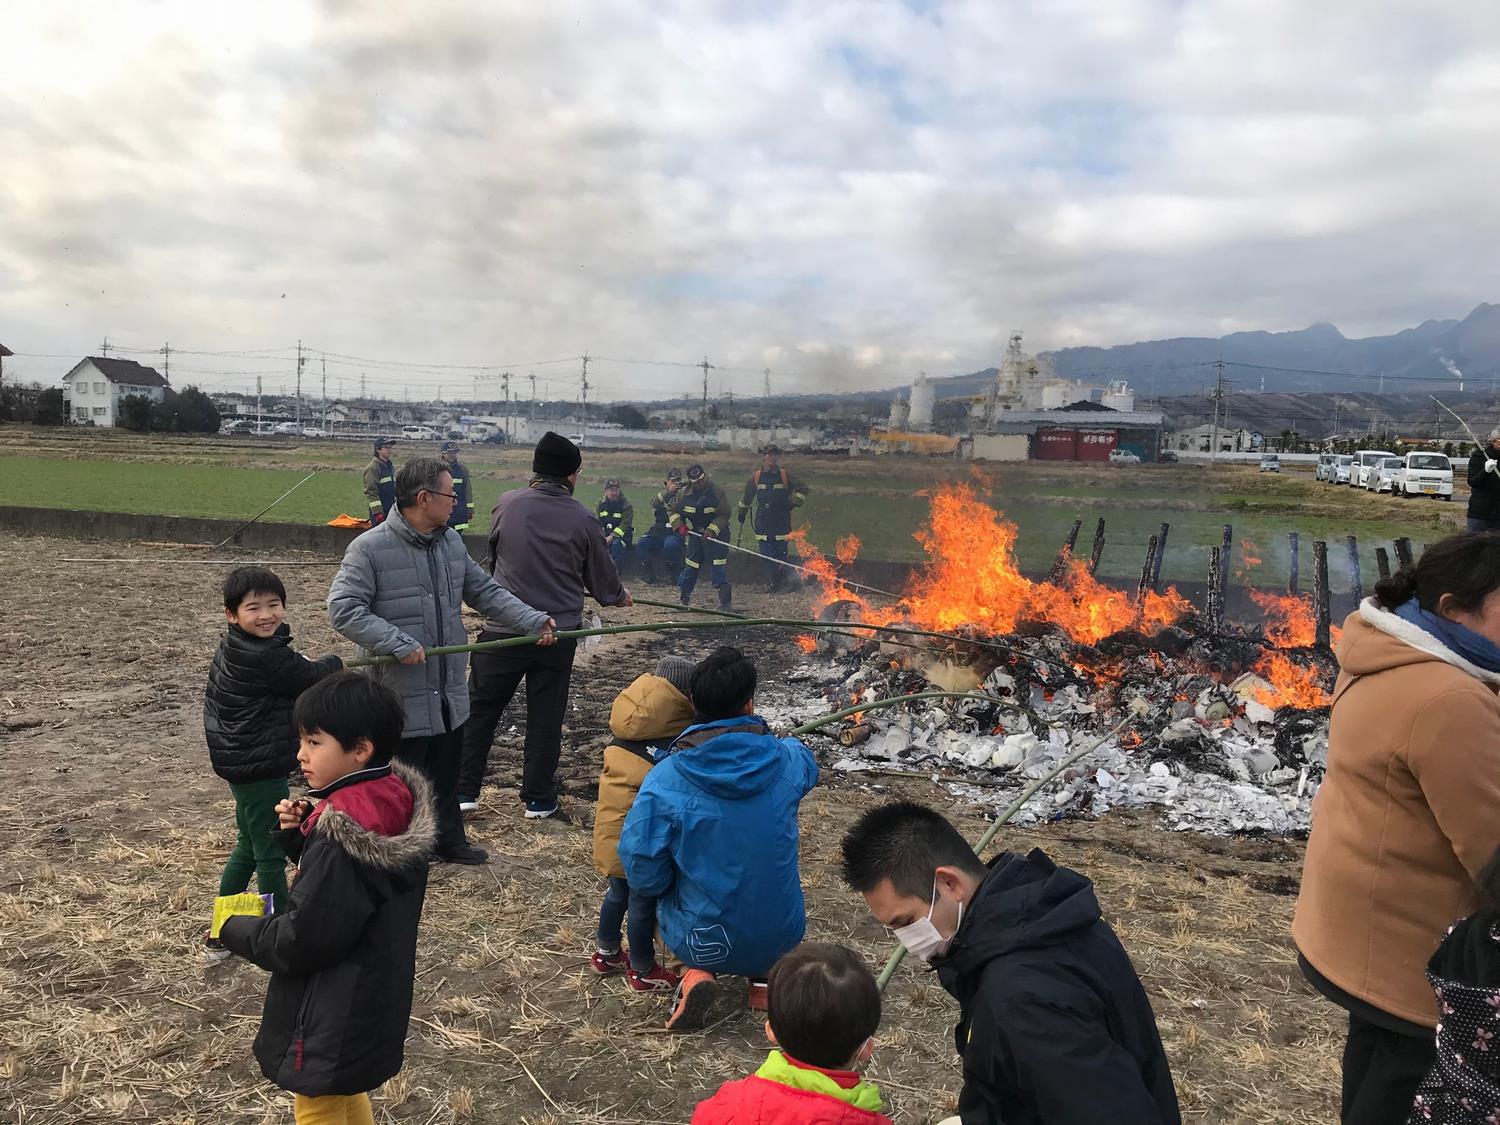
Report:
655,655,696,697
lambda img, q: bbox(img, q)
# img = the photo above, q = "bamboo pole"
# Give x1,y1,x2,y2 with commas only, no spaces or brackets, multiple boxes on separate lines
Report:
1346,535,1363,604
1148,522,1169,593
1313,541,1331,649
1136,535,1158,603
1375,547,1391,581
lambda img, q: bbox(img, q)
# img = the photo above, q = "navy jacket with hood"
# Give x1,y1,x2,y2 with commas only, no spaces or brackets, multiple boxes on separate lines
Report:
618,716,819,978
932,849,1180,1125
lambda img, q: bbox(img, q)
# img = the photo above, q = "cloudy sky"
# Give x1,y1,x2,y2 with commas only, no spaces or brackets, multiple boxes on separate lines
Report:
2,0,1498,401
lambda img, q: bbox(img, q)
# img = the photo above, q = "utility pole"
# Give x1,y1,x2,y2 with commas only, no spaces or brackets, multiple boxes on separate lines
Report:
699,355,714,450
100,337,110,358
1209,359,1225,465
763,368,771,399
501,372,511,441
529,372,537,426
295,340,304,426
360,373,367,400
256,376,263,432
161,342,171,385
321,357,328,431
579,353,590,439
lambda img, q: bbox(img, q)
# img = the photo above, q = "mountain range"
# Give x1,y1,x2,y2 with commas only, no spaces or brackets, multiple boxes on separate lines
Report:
1043,303,1500,397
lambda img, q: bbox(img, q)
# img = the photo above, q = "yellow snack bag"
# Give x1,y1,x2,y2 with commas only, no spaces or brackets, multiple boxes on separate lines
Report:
211,892,268,938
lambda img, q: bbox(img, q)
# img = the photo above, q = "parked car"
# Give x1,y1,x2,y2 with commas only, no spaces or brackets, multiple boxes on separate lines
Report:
271,421,302,436
1352,449,1396,489
400,425,439,441
1157,450,1179,463
1395,450,1455,499
1315,453,1337,481
300,426,327,438
1259,453,1281,473
1107,448,1141,465
1334,455,1354,484
219,419,253,436
1369,456,1404,493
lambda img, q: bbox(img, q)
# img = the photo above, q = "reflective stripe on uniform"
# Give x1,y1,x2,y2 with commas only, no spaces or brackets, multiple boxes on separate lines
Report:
379,476,393,485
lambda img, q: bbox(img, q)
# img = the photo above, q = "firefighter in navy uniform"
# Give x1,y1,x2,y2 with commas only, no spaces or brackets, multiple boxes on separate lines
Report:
595,478,634,571
439,440,476,533
668,463,732,608
362,436,397,524
636,469,684,584
737,445,808,592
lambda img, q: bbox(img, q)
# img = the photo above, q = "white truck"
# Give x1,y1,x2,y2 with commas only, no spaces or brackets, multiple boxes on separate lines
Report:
1394,450,1455,500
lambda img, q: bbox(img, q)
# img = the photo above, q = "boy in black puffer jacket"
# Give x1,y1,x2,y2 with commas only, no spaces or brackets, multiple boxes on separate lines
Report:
203,567,342,959
221,672,435,1125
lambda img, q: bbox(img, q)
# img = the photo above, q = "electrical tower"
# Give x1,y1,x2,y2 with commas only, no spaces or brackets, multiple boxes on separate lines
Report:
501,372,511,441
321,357,328,431
295,340,304,425
161,342,171,385
529,373,537,425
699,355,715,450
764,368,771,399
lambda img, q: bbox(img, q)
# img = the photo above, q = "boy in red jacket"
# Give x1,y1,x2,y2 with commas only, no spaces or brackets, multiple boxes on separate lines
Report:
693,943,893,1125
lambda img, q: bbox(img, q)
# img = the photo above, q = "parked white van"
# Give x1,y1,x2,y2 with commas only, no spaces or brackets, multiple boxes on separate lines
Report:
1395,450,1455,500
1334,454,1354,484
1352,449,1396,489
401,425,439,441
1315,453,1338,482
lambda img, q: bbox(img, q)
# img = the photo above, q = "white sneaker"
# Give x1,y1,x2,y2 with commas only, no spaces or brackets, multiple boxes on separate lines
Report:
459,800,479,813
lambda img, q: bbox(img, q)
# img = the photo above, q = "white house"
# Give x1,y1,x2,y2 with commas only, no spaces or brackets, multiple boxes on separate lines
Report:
63,357,170,426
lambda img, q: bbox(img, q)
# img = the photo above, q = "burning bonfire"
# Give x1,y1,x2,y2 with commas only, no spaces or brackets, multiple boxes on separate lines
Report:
773,484,1336,836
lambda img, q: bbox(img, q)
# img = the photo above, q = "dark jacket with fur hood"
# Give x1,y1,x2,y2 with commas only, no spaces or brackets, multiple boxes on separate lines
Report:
204,623,343,784
220,761,435,1096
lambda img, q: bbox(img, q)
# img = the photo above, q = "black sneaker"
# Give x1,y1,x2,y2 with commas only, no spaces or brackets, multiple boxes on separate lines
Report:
524,799,559,820
436,843,489,865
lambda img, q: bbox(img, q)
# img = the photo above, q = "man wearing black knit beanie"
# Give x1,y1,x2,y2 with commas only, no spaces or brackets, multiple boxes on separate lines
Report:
458,432,632,819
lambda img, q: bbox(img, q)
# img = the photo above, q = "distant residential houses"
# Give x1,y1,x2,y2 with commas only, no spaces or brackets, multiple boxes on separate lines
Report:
62,357,170,427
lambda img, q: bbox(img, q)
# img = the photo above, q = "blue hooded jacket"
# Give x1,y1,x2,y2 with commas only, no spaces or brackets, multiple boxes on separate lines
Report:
618,716,819,978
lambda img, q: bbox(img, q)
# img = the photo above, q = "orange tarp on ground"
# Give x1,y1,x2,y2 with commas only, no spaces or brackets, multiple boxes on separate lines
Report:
326,514,372,528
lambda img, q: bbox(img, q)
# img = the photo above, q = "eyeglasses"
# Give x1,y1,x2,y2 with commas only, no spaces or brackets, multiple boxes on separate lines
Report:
422,489,458,501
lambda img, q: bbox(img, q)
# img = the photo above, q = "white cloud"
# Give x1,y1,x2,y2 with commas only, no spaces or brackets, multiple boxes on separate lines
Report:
0,0,1497,399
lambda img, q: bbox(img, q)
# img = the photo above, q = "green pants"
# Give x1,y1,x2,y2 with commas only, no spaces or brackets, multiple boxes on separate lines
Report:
219,777,290,912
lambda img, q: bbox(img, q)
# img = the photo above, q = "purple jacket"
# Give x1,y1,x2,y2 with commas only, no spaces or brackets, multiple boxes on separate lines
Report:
484,477,626,630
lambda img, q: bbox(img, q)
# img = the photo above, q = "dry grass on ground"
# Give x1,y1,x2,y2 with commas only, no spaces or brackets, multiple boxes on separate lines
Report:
0,533,1340,1123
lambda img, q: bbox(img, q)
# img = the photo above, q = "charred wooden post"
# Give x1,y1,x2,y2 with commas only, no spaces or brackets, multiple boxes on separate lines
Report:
1149,522,1170,592
1218,524,1233,599
1287,532,1300,595
1051,518,1083,581
1207,545,1224,635
1088,518,1107,575
1346,534,1363,604
1394,536,1415,571
1314,540,1331,649
1375,546,1391,580
1137,534,1159,602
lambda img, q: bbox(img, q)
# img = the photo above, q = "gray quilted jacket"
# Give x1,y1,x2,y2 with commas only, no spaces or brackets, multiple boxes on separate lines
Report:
327,507,550,738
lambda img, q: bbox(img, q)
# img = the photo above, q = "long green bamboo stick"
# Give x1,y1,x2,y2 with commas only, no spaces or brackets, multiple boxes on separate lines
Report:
790,692,1007,736
344,613,1095,674
872,704,1144,992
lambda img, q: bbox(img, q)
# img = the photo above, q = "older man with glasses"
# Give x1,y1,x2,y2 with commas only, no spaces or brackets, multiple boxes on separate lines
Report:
328,455,557,865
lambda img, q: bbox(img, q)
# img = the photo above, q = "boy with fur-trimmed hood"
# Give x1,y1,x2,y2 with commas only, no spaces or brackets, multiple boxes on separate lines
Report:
220,671,435,1124
591,655,697,992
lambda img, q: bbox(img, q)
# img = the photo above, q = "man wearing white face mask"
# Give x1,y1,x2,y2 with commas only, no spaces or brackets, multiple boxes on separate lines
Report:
840,801,1180,1125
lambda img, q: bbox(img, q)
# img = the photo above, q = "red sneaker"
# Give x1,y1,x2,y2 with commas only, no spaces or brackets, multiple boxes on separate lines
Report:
665,968,723,1031
626,964,680,992
591,948,629,975
747,978,769,1012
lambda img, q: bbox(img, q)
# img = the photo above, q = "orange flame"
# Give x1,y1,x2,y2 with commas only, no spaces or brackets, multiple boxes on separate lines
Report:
1252,651,1332,709
794,634,818,654
1249,589,1343,649
835,536,861,566
790,483,1192,645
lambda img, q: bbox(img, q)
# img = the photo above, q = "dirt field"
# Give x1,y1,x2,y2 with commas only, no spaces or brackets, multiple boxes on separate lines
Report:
0,530,1342,1123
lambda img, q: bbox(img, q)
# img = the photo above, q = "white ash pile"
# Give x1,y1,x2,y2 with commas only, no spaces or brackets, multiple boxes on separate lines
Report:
765,615,1334,837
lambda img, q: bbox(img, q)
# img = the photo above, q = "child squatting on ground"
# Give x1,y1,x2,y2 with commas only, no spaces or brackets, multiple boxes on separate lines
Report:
692,942,894,1124
618,645,821,1030
218,672,436,1125
590,654,698,992
203,566,342,961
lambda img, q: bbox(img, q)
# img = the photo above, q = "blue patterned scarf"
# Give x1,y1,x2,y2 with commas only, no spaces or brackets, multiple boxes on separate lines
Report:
1393,598,1500,673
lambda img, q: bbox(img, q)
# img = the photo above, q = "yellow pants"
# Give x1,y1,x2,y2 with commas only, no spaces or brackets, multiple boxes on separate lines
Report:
293,1092,374,1125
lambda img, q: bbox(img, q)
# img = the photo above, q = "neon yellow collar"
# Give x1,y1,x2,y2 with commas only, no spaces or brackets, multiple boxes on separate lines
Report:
755,1050,884,1112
